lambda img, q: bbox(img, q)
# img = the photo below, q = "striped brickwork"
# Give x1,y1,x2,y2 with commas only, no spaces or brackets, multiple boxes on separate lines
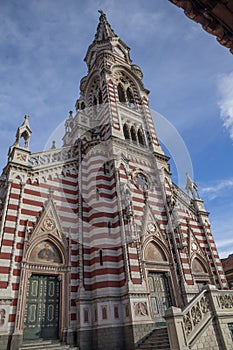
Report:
0,12,228,350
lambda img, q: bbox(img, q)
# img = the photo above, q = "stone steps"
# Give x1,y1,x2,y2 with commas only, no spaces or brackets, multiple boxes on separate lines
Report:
137,327,170,350
19,339,79,350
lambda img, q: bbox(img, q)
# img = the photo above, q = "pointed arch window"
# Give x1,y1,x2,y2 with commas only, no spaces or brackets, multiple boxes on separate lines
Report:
123,123,130,140
118,83,126,103
81,102,85,110
137,128,145,146
130,126,137,143
92,85,103,117
126,87,135,108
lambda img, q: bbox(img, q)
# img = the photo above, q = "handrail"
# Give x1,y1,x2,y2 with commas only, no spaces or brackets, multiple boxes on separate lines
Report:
182,288,211,344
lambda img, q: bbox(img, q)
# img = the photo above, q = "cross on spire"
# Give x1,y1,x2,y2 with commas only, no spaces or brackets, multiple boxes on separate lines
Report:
95,10,117,41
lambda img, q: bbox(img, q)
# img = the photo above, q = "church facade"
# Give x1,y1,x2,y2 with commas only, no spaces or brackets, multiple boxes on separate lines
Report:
0,12,231,350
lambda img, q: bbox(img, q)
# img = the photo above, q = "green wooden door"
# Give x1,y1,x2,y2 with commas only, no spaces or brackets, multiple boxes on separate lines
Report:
148,272,172,325
24,275,60,340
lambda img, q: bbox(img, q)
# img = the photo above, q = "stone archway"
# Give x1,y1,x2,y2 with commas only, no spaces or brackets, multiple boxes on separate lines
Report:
143,240,173,325
192,256,212,291
13,238,70,345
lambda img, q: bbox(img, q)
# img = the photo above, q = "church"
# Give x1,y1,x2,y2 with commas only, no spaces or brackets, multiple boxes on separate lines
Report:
0,11,233,350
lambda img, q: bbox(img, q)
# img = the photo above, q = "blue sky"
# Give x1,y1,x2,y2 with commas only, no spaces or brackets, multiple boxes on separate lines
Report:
0,0,232,257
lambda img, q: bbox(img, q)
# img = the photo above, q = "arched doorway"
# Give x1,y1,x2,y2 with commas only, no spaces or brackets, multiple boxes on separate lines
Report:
23,241,63,340
143,240,173,325
14,237,70,343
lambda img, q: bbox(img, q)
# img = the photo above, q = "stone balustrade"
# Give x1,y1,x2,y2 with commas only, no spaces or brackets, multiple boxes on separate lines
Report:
165,285,233,349
173,183,191,205
28,146,78,168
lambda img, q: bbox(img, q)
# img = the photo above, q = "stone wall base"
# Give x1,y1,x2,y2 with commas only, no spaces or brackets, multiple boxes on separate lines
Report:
78,326,126,350
9,334,23,350
77,323,155,350
0,334,12,350
62,329,77,346
130,323,155,346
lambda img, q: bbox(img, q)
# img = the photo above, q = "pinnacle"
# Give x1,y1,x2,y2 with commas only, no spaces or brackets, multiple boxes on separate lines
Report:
94,10,117,41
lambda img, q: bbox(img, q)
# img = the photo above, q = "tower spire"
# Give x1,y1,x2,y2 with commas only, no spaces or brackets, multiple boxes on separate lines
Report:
94,10,117,41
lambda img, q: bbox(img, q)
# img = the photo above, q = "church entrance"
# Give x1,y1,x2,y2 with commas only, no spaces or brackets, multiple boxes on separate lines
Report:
148,272,172,325
23,274,60,340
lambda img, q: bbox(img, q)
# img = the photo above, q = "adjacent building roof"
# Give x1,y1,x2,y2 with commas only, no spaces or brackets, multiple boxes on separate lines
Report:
169,0,233,54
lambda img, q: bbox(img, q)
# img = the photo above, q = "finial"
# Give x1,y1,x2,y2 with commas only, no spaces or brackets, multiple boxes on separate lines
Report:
98,9,105,16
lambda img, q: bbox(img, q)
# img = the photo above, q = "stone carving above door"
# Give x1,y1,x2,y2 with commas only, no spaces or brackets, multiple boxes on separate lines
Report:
30,240,62,264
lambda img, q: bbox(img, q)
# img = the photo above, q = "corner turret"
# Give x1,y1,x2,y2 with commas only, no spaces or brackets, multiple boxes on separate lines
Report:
8,115,32,165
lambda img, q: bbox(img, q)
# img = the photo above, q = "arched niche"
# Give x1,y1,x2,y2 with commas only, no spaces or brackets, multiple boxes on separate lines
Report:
144,241,167,262
123,123,130,139
192,257,208,274
130,126,137,142
29,240,63,264
117,83,126,102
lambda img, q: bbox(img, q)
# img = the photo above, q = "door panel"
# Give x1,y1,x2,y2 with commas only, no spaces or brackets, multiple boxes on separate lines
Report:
148,272,172,325
24,275,60,340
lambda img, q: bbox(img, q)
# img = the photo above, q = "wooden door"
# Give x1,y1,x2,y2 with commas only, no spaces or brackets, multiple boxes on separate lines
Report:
148,272,172,325
24,275,60,340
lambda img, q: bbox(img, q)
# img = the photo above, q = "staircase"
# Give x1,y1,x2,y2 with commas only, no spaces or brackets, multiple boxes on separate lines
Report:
19,339,79,350
137,327,170,350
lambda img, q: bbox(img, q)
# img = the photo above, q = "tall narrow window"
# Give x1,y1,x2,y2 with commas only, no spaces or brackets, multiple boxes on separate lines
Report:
123,124,130,140
96,188,100,200
81,102,85,110
137,128,145,146
93,95,97,116
103,162,109,175
99,250,103,266
118,83,126,103
126,87,135,107
98,90,103,104
130,126,137,143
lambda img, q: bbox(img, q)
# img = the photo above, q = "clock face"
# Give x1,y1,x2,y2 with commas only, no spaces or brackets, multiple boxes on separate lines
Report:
134,172,149,191
43,219,55,231
147,223,156,233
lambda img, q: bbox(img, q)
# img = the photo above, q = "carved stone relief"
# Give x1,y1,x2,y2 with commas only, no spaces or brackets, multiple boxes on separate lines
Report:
134,302,148,317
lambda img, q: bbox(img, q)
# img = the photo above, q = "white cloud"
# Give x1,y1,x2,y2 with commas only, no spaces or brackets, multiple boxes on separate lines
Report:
201,178,233,200
217,71,233,139
216,238,233,249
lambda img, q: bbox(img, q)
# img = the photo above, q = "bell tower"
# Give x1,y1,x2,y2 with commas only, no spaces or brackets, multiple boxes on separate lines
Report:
63,10,164,156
